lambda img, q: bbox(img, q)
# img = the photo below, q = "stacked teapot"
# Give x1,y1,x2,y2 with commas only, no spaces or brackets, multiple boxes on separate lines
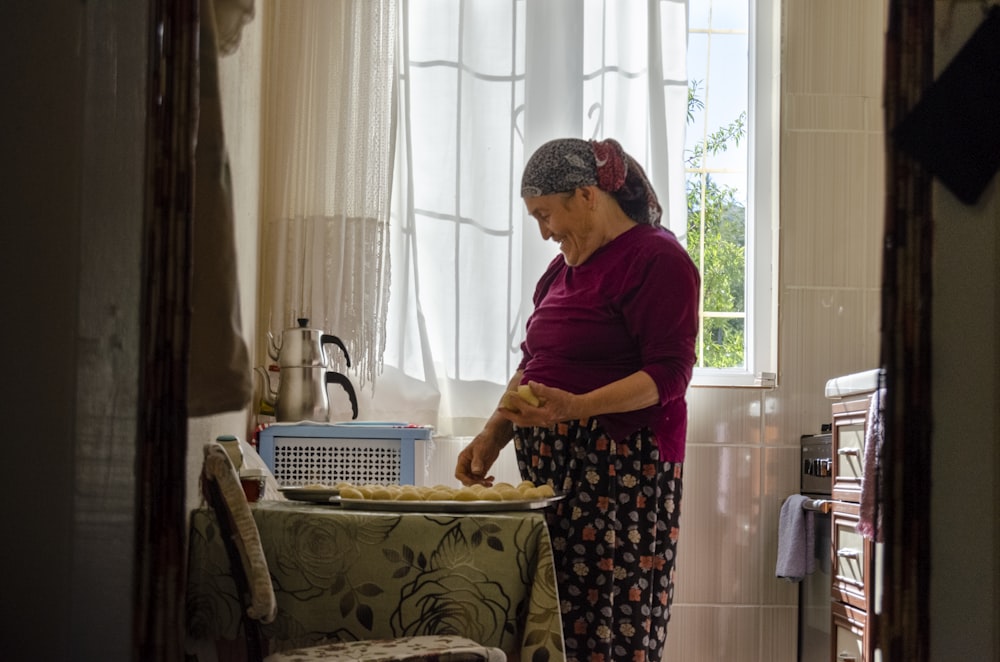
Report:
256,318,358,422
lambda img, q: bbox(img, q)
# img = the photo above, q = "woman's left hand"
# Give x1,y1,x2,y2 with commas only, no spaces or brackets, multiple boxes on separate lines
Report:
499,381,580,428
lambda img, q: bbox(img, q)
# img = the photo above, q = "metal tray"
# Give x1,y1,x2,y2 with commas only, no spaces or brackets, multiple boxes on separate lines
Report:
279,486,341,503
332,494,564,513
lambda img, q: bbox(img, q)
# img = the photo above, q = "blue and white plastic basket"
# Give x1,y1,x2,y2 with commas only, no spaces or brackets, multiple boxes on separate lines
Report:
256,422,433,487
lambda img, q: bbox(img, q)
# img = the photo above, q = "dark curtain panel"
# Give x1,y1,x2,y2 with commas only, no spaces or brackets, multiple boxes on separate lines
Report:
134,0,196,659
880,1,934,660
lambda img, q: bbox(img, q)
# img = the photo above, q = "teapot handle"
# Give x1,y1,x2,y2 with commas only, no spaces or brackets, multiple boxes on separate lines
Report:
321,334,352,368
327,372,359,420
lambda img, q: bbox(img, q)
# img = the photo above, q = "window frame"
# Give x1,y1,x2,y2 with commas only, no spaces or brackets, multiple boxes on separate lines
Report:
688,0,779,389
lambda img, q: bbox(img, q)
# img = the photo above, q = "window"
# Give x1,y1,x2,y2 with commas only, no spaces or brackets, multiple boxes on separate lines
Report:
384,0,778,432
686,0,778,387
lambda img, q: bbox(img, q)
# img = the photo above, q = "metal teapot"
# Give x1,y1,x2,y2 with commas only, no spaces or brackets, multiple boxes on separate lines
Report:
256,365,359,422
258,318,359,421
267,318,351,369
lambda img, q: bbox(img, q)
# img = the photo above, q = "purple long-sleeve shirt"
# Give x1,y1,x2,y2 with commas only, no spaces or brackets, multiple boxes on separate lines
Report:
518,223,700,461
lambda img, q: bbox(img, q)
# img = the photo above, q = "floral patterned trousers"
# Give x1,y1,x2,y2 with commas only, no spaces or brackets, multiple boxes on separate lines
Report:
514,418,683,662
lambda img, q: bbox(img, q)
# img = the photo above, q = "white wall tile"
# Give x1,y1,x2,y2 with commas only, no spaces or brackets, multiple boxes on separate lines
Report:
759,606,799,662
783,0,886,98
780,131,882,290
783,93,877,133
663,605,762,662
687,388,765,445
676,445,762,604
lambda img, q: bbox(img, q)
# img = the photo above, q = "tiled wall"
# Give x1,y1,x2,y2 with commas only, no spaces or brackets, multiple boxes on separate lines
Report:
661,2,887,660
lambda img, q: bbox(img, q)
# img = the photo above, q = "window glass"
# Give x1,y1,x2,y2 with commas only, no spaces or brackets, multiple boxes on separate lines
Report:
686,0,775,382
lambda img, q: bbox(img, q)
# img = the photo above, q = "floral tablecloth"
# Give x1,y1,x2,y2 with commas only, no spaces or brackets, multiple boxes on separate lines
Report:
185,500,565,662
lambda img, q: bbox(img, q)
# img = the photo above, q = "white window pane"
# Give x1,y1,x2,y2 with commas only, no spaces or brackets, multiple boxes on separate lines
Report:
710,171,749,210
456,230,517,380
407,0,460,60
459,78,519,230
686,32,710,155
705,33,748,139
686,0,760,373
709,0,749,31
408,68,458,212
689,0,712,30
462,1,518,73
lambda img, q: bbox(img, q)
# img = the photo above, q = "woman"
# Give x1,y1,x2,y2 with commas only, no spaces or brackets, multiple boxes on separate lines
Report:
455,137,700,662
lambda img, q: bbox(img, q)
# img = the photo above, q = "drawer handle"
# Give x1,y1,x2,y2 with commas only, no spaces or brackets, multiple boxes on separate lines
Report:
836,547,861,559
837,448,861,457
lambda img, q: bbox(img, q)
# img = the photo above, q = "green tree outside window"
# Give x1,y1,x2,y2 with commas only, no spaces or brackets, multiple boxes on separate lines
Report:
686,81,747,369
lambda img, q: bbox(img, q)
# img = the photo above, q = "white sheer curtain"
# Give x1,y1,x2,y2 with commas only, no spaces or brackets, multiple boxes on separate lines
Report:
257,0,397,391
378,0,689,436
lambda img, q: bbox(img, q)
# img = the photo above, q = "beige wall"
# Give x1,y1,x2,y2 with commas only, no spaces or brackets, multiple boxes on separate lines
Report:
664,2,886,660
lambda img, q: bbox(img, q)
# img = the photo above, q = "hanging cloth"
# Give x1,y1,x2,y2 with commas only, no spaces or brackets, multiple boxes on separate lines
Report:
187,0,254,415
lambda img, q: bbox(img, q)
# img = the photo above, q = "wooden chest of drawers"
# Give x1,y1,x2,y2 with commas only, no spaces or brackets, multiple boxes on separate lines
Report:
829,395,878,662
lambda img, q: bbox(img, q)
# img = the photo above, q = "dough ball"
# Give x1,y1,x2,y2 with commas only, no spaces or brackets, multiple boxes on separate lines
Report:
339,486,364,499
427,488,457,501
454,486,483,501
517,384,542,406
499,391,520,411
521,486,547,499
477,488,502,501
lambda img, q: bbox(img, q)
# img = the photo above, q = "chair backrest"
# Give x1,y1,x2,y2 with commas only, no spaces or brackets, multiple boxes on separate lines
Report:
201,441,278,660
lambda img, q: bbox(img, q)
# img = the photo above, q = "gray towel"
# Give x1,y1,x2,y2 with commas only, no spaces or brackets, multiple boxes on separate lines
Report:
775,494,815,582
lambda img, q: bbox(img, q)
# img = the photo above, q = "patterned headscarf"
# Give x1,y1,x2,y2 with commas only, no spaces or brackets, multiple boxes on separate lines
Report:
520,137,663,226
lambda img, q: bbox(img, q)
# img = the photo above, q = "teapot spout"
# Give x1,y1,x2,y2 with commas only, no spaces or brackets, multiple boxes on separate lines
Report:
254,366,278,410
266,329,281,362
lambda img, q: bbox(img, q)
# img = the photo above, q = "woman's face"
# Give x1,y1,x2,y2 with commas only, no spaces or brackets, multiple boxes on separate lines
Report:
524,189,600,266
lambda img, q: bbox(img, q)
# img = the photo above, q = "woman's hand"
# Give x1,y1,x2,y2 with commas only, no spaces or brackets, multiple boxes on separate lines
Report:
500,373,658,428
498,381,579,428
455,429,509,486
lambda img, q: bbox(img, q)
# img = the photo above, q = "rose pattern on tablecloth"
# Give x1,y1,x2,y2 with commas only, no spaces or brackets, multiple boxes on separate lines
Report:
389,524,511,643
272,511,399,615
